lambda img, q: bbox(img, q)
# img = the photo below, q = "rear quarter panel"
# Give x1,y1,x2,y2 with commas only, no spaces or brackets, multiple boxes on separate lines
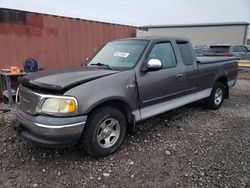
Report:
198,57,238,90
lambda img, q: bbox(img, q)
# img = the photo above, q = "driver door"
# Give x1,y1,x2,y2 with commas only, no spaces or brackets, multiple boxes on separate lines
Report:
136,41,186,119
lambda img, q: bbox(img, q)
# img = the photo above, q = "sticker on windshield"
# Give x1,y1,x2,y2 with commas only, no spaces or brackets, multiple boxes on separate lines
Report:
113,52,130,58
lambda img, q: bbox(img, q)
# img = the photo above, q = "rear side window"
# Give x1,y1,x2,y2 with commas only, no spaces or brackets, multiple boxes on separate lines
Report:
207,46,230,53
233,46,248,52
177,41,194,66
148,42,176,68
242,46,248,52
233,46,241,52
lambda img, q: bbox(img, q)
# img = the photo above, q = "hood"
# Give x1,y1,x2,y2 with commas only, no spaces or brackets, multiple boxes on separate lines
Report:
19,67,119,92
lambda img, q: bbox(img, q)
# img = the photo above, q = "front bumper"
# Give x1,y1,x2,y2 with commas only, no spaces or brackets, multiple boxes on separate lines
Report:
13,107,87,147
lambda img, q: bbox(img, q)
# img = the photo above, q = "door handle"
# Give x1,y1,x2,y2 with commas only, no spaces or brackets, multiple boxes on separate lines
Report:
176,74,184,79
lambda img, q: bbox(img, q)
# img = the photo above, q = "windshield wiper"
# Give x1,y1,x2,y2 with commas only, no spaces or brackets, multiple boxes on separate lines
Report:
89,63,113,70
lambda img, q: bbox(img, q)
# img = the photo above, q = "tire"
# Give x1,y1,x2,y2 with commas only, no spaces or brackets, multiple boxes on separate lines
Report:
81,106,127,157
204,82,225,110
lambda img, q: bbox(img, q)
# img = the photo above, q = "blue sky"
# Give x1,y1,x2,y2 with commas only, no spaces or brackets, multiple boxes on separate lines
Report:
0,0,249,26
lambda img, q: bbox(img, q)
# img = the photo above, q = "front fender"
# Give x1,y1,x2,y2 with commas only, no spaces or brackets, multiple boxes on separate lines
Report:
64,70,138,115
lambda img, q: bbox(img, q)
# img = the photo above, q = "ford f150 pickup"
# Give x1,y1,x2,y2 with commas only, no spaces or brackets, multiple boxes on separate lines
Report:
13,37,238,157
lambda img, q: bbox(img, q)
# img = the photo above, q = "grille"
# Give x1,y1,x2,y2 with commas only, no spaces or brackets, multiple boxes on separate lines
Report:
17,86,41,115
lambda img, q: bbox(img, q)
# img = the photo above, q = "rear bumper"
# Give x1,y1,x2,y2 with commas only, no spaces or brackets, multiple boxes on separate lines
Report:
13,107,87,147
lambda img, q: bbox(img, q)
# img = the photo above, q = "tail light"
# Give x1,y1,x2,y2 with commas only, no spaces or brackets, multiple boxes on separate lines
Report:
223,53,233,57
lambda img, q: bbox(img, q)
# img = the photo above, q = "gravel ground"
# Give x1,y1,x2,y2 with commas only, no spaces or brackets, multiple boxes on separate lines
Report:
238,68,250,80
0,72,250,188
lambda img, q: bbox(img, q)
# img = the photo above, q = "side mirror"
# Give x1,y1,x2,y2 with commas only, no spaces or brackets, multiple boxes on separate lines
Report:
147,59,162,71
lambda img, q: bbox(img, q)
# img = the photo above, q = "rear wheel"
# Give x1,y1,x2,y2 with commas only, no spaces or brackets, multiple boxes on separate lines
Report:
204,82,225,110
81,106,127,157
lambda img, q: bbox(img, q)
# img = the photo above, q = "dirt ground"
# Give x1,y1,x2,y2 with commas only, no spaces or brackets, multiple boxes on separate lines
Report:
0,70,250,188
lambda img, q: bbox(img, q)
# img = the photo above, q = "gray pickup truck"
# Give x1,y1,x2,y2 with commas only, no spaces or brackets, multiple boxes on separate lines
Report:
13,37,238,157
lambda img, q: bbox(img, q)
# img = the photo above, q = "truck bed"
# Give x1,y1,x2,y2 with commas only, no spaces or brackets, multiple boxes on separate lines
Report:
197,56,237,64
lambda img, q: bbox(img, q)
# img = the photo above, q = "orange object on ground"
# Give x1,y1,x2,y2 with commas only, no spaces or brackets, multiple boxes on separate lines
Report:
10,66,20,73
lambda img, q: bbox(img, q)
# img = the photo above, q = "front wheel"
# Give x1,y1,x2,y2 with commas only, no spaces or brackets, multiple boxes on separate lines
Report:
81,106,127,157
204,82,225,110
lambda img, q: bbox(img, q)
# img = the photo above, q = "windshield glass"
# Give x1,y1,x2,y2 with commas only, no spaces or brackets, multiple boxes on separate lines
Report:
207,46,230,53
87,40,148,69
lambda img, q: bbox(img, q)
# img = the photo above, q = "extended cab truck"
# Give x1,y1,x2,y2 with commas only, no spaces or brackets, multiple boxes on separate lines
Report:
13,37,238,157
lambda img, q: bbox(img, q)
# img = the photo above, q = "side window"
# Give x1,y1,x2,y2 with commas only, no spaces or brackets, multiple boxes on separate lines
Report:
233,46,240,52
148,42,176,68
241,46,248,52
234,46,248,52
176,41,194,66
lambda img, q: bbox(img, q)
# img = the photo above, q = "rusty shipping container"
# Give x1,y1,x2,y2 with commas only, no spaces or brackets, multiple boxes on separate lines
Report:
0,8,136,69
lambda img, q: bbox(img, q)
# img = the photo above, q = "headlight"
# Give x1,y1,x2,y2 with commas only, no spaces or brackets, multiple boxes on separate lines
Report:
40,97,77,115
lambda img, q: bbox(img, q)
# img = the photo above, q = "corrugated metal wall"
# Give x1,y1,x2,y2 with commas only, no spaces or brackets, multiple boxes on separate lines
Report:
0,9,136,69
137,23,249,46
147,26,247,46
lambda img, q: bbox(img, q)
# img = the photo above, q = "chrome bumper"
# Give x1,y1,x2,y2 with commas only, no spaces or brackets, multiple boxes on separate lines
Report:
16,112,86,137
14,107,87,147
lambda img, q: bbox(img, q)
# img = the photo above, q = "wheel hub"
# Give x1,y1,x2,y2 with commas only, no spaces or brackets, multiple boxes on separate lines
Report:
214,88,223,105
96,118,121,148
102,127,113,138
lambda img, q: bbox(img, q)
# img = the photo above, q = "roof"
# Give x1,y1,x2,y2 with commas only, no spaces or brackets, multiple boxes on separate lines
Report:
0,8,135,28
115,36,189,42
140,22,249,29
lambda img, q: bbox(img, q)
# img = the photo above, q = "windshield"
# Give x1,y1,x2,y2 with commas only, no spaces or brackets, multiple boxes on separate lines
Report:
207,46,230,53
87,40,148,69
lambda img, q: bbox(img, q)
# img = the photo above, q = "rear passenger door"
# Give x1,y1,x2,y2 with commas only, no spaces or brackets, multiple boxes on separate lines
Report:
232,46,242,59
176,40,198,95
232,45,249,60
238,46,250,60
